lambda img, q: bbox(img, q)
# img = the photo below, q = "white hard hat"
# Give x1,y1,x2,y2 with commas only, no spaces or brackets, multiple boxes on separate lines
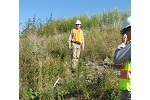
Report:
120,16,131,34
75,20,81,25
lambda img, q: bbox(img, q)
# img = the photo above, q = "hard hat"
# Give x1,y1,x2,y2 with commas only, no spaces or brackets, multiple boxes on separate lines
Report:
75,20,81,25
120,16,131,34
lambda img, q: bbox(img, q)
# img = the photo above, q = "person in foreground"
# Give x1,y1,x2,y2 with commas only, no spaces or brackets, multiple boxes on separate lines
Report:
68,20,84,73
114,16,131,100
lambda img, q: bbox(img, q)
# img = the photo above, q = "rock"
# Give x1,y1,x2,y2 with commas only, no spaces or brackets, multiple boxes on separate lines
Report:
104,57,110,63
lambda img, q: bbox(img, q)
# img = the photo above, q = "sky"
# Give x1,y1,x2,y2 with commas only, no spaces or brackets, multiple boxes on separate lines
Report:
19,0,131,31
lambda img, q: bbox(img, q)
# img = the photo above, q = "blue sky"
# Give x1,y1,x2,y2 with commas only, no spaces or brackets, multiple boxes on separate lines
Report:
19,0,131,31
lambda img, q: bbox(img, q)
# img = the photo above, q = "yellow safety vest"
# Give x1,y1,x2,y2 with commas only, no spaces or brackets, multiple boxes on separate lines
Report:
71,29,84,44
119,59,131,91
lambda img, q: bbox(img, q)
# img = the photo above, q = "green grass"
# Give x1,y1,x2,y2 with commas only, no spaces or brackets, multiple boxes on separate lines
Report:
19,9,130,100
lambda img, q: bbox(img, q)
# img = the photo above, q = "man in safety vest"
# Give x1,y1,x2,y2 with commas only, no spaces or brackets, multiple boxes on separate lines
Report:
114,16,131,100
68,20,84,73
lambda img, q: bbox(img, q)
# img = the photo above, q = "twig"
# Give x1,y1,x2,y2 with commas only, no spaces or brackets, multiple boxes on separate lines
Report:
53,77,60,87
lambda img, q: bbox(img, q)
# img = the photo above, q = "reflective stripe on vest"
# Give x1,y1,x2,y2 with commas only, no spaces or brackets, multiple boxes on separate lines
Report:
122,62,125,69
120,70,131,80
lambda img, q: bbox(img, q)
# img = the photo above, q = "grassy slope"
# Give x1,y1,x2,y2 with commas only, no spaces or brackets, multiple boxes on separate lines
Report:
19,9,130,100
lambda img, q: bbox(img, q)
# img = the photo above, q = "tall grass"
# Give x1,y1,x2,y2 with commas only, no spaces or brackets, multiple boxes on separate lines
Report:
20,9,130,99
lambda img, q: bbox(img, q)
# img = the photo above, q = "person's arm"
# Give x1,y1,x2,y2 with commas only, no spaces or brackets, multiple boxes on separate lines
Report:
114,42,131,64
68,31,72,49
81,34,84,51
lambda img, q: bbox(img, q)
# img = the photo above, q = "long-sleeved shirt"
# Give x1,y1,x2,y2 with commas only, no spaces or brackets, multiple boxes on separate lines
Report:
114,41,131,64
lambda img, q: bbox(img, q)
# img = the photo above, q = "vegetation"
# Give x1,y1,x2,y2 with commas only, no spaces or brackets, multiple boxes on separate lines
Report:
19,9,130,100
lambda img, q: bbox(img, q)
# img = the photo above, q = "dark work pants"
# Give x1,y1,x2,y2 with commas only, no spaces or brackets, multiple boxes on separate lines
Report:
121,90,131,100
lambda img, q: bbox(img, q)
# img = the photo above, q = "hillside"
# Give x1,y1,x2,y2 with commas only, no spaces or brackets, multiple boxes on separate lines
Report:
19,9,130,100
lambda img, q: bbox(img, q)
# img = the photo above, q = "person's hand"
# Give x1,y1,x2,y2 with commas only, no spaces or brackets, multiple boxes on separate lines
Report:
68,45,72,49
122,34,127,44
82,48,84,52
